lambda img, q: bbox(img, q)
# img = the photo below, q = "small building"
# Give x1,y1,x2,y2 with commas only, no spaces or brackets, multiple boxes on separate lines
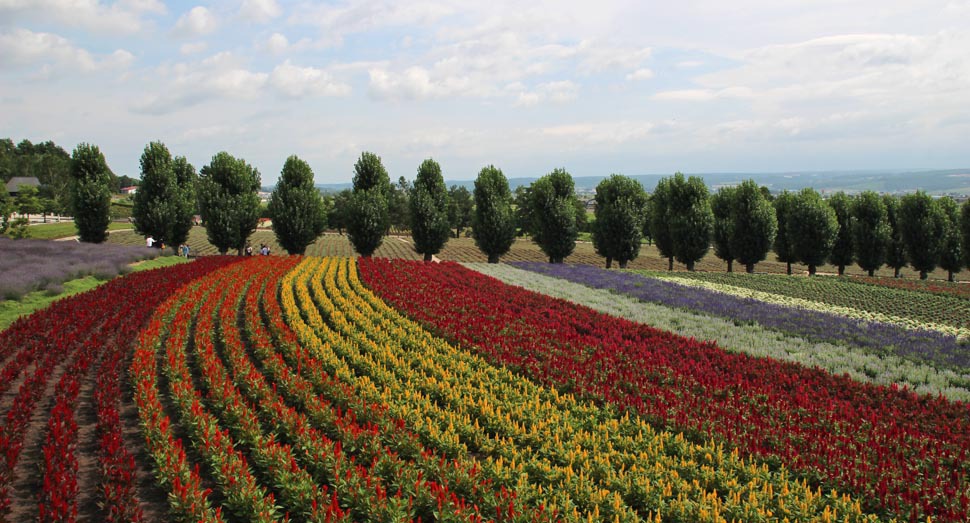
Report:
120,185,138,195
5,176,41,196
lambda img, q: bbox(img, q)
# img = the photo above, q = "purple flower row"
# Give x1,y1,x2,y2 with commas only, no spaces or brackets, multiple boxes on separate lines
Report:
511,262,970,370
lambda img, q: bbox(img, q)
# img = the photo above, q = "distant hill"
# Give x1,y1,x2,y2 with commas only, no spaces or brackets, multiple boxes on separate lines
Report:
304,168,970,196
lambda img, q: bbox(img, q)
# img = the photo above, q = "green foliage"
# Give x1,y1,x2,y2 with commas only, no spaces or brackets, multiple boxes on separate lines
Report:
0,188,10,233
132,142,196,253
964,200,970,271
899,191,945,280
731,179,777,273
70,143,113,243
513,185,532,236
327,189,352,234
197,151,261,254
649,176,675,268
709,186,736,271
773,191,798,273
591,174,647,268
665,173,713,271
827,192,854,274
472,165,516,263
1,138,73,213
788,188,838,275
269,155,327,255
447,185,473,238
388,176,411,233
347,189,389,256
409,158,451,260
14,184,40,218
937,197,963,281
352,151,391,195
7,217,30,239
348,152,391,256
851,191,890,276
528,168,578,263
883,194,907,276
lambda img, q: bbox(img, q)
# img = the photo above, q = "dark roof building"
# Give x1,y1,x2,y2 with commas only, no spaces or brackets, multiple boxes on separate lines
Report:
5,176,41,196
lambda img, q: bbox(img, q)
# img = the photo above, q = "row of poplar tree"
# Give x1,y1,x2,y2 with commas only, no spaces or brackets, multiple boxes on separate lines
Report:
19,140,969,282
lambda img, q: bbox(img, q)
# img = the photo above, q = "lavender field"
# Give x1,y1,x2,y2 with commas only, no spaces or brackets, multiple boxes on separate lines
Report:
0,237,158,300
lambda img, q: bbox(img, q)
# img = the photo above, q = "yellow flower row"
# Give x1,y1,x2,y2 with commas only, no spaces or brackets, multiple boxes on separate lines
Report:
279,257,884,523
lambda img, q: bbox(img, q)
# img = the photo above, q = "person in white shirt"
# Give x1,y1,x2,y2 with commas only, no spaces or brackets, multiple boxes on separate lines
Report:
146,235,155,248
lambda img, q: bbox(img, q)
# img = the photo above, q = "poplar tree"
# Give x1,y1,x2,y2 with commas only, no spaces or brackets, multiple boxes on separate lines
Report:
592,174,648,268
70,143,113,243
528,168,578,263
827,192,854,275
730,179,777,273
710,186,736,272
668,173,713,271
899,191,945,280
850,191,890,276
133,141,196,253
347,151,390,257
269,155,327,255
472,165,516,263
197,152,261,255
883,194,907,277
649,177,675,271
788,188,838,276
773,191,798,275
937,196,963,282
409,158,451,261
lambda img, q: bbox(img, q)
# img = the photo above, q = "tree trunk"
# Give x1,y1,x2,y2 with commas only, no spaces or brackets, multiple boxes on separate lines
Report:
686,260,695,271
667,257,674,271
455,227,461,238
726,259,733,273
948,271,954,282
920,270,928,280
786,262,792,275
868,269,875,277
618,260,628,268
605,257,612,269
894,266,901,278
838,265,845,276
487,254,499,264
423,253,433,262
746,263,755,274
808,265,817,276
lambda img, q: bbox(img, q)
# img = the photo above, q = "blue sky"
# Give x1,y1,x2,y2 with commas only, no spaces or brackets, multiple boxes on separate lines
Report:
1,0,969,184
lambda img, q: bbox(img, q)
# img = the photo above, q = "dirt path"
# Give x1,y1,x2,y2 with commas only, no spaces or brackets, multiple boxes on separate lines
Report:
395,236,441,262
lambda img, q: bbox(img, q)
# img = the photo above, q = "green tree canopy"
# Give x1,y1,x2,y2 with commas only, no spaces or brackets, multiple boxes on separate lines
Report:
850,191,890,276
447,185,473,239
132,141,196,253
0,187,11,233
710,186,737,272
14,184,40,220
730,179,777,273
827,192,854,275
773,191,798,275
269,155,327,255
963,199,970,272
347,152,391,256
409,158,451,261
649,176,675,270
899,191,945,280
668,173,713,271
197,151,261,255
472,165,516,263
327,189,352,235
528,168,578,263
937,196,963,282
70,143,113,243
591,174,647,268
883,194,907,277
788,188,838,276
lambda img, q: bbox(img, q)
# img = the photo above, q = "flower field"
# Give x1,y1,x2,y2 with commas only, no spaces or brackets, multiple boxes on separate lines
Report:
2,255,969,522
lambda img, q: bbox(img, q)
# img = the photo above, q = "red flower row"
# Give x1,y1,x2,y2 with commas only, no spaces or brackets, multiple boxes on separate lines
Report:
358,258,970,523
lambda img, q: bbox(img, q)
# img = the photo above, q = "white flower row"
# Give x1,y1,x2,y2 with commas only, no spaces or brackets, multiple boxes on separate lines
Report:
653,274,970,339
466,263,970,402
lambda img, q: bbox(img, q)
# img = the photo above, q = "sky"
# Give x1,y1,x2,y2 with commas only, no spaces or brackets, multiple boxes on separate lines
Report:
1,1,969,185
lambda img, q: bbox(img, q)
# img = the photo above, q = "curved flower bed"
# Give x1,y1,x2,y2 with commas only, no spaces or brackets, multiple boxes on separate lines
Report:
514,262,970,369
360,258,970,523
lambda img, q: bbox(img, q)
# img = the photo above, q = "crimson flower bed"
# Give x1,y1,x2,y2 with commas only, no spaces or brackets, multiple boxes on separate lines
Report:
0,255,240,521
358,258,970,523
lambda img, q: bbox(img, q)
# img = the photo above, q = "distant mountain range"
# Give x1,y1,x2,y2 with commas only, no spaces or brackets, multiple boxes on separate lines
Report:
302,168,970,196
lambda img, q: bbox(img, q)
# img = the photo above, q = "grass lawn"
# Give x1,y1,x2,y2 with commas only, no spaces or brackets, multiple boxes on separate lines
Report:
0,255,188,331
3,221,132,240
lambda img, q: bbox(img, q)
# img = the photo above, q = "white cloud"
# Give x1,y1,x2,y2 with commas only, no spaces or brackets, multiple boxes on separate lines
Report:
652,86,752,102
174,6,218,37
0,28,133,73
514,81,579,106
626,68,654,81
0,0,165,33
264,32,288,54
540,120,656,145
269,61,351,98
180,41,208,55
134,52,268,114
239,0,281,23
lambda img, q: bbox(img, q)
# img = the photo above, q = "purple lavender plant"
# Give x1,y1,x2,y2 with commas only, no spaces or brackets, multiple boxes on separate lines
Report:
512,262,970,370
